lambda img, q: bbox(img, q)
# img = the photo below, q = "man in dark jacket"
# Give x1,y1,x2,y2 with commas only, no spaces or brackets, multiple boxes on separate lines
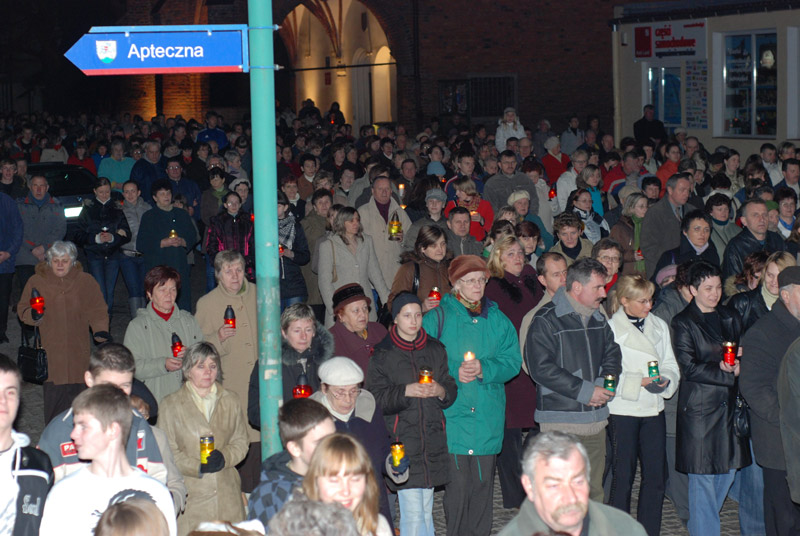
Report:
0,354,54,536
526,258,622,502
247,399,335,528
633,105,667,146
129,140,167,204
0,191,22,343
743,265,800,536
722,199,786,280
641,173,692,279
446,208,483,257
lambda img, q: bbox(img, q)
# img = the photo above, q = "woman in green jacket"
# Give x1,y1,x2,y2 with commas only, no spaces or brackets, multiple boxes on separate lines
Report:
421,255,520,536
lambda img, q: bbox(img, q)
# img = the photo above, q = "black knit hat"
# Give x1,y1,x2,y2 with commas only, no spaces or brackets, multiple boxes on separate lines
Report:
778,266,800,288
332,283,371,316
391,292,421,319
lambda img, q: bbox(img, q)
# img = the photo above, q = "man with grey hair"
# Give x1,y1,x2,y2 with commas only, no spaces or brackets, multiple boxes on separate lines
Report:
526,258,622,502
749,265,800,533
640,173,692,279
498,431,646,535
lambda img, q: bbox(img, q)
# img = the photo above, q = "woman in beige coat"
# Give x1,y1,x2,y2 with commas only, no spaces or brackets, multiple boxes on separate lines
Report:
317,207,390,327
158,342,249,536
194,250,260,492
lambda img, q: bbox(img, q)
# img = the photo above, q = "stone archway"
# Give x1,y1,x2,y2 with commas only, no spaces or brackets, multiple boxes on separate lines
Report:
273,0,416,127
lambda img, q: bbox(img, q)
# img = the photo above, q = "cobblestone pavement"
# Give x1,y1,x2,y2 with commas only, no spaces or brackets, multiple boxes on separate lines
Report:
1,261,744,535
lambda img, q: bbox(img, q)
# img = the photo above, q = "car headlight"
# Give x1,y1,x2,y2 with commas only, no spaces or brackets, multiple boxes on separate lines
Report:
64,206,83,218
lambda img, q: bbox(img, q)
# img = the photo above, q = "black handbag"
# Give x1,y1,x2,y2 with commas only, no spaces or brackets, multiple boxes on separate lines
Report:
733,392,751,439
17,326,48,385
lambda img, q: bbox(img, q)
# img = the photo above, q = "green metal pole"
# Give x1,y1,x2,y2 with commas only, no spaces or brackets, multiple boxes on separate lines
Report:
248,0,282,460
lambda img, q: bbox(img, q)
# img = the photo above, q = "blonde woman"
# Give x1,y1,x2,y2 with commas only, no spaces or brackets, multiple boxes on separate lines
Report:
302,433,391,536
607,274,680,536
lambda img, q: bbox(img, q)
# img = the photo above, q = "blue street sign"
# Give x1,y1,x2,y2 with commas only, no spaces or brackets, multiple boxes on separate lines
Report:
64,25,250,75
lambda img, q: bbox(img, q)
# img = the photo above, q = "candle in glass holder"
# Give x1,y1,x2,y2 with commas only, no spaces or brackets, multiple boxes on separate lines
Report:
604,374,617,392
168,229,178,238
463,351,475,361
30,288,45,315
722,342,737,366
279,244,285,254
648,361,660,382
428,287,441,302
200,435,215,464
390,442,405,467
171,332,183,358
224,305,236,329
548,185,557,200
293,373,312,398
419,366,433,384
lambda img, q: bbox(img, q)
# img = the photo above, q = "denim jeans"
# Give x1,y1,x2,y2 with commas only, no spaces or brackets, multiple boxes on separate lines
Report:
688,470,736,536
729,440,766,536
119,254,146,298
88,256,120,314
397,488,435,536
280,296,306,312
205,254,217,292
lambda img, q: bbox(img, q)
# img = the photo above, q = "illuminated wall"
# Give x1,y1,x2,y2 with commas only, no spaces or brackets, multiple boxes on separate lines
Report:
282,0,396,128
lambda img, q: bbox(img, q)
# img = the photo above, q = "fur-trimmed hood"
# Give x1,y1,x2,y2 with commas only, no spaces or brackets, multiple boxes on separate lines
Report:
280,320,334,368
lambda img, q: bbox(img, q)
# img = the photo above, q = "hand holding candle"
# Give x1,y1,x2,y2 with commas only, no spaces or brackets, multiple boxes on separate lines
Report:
722,342,737,367
30,288,45,320
459,353,482,383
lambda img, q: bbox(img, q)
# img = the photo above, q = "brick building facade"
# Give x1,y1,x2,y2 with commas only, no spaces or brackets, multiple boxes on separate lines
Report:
118,0,641,133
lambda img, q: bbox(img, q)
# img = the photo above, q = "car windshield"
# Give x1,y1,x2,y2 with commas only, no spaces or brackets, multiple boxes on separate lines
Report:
32,165,96,197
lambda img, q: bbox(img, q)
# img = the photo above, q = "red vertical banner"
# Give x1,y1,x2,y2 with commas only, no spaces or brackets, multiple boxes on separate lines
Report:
635,26,652,58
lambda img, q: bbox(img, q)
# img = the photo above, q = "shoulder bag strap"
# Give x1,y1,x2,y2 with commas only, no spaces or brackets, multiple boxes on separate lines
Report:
411,262,420,295
330,240,338,283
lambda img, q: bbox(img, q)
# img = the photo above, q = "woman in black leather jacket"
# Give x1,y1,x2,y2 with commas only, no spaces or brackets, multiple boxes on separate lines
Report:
73,177,130,315
727,251,795,333
670,261,751,535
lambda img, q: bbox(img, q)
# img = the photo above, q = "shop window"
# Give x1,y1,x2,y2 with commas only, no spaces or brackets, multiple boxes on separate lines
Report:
723,32,777,137
648,67,682,126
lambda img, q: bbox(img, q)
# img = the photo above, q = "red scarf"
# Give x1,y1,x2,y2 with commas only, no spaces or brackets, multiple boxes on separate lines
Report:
389,324,428,351
152,303,174,321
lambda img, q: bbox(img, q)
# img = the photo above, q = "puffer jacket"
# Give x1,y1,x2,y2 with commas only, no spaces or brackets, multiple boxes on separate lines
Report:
72,197,131,259
726,287,769,333
526,287,623,425
671,300,751,474
421,293,520,456
368,327,458,490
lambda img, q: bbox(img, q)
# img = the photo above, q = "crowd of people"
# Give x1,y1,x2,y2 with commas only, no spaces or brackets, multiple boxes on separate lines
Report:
2,102,800,536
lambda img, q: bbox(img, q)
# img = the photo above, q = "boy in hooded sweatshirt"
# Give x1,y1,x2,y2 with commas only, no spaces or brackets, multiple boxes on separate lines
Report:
0,353,54,536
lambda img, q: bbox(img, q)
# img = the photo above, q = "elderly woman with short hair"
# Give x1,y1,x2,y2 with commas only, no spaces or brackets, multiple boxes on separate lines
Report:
124,265,204,403
158,341,249,535
194,250,261,492
18,240,110,423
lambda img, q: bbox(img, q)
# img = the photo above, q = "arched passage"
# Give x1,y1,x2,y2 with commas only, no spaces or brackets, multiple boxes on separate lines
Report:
372,46,396,124
274,0,414,127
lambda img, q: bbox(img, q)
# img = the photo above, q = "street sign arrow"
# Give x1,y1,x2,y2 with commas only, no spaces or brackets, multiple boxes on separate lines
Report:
64,25,250,75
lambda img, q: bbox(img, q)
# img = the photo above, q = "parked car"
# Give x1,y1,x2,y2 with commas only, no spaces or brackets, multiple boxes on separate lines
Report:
27,163,119,234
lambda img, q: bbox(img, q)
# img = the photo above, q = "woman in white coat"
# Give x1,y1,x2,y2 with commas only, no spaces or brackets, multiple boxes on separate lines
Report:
318,206,390,328
494,107,526,154
607,274,680,536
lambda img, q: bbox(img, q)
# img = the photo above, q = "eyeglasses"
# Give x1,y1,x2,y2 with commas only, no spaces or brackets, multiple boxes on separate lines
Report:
330,388,361,400
459,277,487,287
598,255,621,263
